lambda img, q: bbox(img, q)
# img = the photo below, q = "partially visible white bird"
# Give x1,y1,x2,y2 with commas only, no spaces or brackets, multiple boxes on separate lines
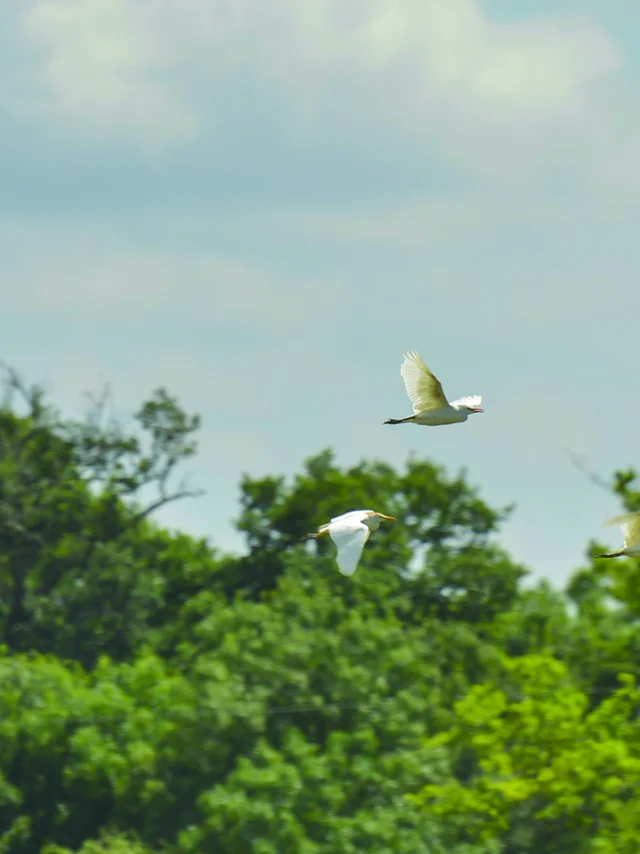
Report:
384,350,484,426
596,512,640,558
302,509,396,576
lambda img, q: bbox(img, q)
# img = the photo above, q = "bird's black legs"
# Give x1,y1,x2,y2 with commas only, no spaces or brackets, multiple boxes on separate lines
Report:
383,416,416,425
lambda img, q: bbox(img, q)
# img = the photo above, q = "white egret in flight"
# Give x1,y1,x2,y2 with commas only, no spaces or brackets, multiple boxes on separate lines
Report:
303,509,396,576
596,512,640,558
384,350,484,426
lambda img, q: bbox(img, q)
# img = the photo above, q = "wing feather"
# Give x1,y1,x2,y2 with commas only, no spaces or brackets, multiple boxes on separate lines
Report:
329,509,372,524
329,522,370,576
400,351,448,414
607,512,640,547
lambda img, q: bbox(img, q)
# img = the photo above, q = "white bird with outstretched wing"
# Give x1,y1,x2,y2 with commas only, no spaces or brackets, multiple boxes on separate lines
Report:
597,512,640,558
385,351,484,426
303,509,396,576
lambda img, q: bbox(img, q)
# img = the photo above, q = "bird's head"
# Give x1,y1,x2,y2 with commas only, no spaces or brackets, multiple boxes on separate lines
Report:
366,511,396,523
452,396,484,416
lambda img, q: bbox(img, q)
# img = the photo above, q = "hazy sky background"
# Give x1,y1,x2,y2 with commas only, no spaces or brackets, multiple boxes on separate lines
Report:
2,0,639,586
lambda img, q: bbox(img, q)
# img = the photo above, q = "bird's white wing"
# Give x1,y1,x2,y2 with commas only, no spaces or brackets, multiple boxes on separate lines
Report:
330,509,371,524
400,351,448,414
607,512,640,547
449,395,482,409
329,522,370,576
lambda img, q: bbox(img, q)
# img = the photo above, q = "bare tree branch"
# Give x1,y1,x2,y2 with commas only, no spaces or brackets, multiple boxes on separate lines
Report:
560,445,612,492
0,362,51,422
131,487,206,524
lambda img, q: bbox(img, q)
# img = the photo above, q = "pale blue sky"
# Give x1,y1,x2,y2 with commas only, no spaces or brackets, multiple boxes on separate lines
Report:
2,0,640,586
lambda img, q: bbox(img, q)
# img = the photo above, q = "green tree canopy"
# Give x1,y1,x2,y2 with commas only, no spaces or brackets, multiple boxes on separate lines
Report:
0,364,639,853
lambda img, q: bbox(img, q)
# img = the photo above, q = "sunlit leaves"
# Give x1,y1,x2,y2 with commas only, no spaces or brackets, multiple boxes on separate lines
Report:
414,655,640,853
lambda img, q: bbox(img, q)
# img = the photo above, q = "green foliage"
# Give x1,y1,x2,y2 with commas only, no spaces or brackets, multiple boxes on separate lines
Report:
232,447,524,614
1,363,640,853
0,368,205,663
43,829,157,854
414,655,640,853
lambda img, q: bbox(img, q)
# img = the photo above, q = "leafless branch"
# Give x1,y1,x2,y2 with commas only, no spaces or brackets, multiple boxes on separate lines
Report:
560,445,612,492
131,487,206,524
81,383,113,430
0,362,51,422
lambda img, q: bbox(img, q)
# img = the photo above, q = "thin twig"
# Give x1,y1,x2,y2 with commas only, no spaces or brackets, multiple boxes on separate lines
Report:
131,488,206,524
560,445,612,492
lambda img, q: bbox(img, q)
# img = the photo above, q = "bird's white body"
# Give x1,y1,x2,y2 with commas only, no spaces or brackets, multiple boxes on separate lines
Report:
598,512,640,558
412,403,475,426
304,509,396,576
384,351,483,427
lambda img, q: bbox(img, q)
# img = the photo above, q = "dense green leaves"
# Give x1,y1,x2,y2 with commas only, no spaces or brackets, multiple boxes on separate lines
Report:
1,365,639,853
414,656,640,853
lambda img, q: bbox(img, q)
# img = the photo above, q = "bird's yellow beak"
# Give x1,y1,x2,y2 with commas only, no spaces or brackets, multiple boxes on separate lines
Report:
378,513,396,521
470,407,484,413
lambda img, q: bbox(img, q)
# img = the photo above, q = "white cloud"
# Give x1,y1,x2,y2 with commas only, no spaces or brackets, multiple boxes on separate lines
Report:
1,220,345,332
25,0,198,151
285,2,617,117
32,254,177,310
21,0,621,172
25,251,344,328
163,189,635,256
